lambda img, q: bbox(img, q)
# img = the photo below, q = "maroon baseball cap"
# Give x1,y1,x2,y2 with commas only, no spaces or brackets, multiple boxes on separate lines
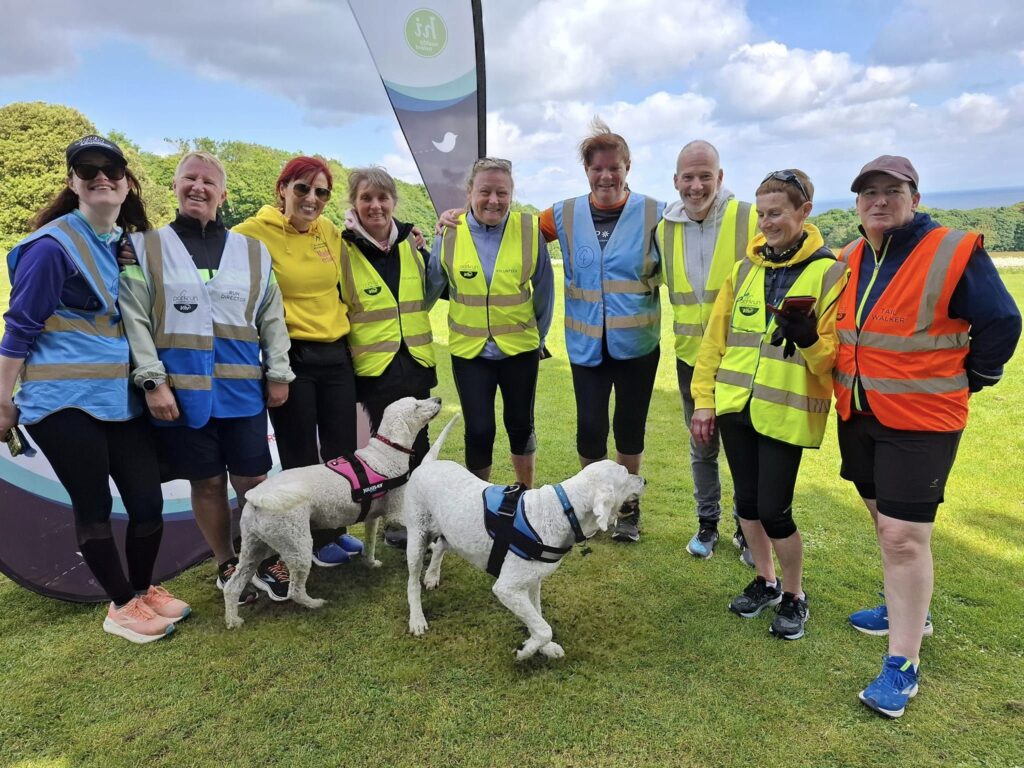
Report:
850,155,919,193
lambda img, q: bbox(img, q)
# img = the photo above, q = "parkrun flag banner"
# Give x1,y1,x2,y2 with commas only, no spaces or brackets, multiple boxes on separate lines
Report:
0,420,281,603
348,0,486,215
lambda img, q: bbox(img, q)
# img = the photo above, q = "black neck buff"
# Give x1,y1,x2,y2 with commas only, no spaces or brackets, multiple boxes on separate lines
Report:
763,232,808,263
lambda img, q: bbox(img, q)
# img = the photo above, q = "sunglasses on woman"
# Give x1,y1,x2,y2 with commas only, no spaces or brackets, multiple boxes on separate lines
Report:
72,163,127,181
762,170,809,202
291,182,332,201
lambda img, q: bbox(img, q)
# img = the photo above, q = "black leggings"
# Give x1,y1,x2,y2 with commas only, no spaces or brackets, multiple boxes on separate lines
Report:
269,342,357,468
570,346,660,459
717,407,803,539
27,410,164,605
451,350,539,471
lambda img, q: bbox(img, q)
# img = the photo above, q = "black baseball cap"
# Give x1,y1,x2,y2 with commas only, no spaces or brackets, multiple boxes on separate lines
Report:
65,135,127,169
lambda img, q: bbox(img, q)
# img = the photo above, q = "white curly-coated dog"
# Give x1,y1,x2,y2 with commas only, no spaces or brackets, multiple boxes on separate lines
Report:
223,396,449,628
403,446,645,661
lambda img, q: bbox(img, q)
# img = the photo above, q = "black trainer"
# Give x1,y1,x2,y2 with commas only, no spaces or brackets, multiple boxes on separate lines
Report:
728,576,782,618
216,557,259,606
770,592,809,640
612,499,641,543
383,526,408,549
254,557,290,602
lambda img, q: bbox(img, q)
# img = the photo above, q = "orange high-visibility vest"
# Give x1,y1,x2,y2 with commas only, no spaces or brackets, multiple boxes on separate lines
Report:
833,227,979,431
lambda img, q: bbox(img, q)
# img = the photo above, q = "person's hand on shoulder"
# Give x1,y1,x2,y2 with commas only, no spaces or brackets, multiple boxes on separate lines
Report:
117,233,138,268
266,380,289,408
436,208,465,235
410,226,427,250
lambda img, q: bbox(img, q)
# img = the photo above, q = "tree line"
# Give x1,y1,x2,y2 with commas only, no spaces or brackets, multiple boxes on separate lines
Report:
2,102,1023,254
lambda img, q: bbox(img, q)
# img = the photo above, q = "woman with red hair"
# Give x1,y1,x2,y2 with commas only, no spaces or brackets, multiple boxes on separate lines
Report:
234,156,364,596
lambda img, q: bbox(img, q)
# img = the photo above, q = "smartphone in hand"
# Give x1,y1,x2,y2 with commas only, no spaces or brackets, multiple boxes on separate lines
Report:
766,295,816,316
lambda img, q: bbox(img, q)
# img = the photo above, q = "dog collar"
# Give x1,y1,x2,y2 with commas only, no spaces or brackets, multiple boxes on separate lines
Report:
371,433,416,455
553,484,586,544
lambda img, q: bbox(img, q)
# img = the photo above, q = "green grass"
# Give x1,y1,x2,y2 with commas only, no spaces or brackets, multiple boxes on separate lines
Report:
0,270,1022,768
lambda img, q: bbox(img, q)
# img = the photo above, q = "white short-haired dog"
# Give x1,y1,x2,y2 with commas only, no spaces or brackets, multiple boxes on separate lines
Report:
224,396,447,628
403,444,645,660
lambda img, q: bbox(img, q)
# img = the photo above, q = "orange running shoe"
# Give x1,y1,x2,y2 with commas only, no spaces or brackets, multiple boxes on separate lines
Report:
102,597,175,644
141,585,191,621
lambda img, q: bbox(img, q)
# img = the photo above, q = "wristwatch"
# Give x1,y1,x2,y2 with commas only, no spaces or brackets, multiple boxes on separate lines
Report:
141,378,165,392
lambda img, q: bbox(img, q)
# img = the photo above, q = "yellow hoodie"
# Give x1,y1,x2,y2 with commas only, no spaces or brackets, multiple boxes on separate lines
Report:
233,205,350,341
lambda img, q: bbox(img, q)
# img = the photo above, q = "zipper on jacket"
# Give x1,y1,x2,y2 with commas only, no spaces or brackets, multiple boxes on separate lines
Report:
852,237,889,411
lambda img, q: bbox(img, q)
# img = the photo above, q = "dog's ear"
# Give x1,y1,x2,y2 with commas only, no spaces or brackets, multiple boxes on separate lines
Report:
592,481,618,531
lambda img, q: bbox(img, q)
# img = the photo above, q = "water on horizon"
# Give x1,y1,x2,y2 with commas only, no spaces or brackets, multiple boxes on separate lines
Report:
816,186,1024,213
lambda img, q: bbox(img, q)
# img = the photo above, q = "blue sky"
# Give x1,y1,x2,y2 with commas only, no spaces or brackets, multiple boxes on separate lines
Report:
2,0,1022,209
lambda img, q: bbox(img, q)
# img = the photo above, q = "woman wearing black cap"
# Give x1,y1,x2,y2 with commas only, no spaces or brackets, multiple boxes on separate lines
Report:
0,135,189,644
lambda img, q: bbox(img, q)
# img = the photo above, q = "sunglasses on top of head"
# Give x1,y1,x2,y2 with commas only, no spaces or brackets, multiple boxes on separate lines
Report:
72,162,127,182
762,170,809,202
291,182,332,201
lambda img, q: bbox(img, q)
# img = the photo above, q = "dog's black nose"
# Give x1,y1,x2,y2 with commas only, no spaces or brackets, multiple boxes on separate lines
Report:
430,396,442,406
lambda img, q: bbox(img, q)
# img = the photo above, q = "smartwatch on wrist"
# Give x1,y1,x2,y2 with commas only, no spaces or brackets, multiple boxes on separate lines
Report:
141,378,164,392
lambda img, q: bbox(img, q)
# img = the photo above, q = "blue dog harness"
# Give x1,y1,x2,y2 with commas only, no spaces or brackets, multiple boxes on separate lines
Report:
482,483,587,578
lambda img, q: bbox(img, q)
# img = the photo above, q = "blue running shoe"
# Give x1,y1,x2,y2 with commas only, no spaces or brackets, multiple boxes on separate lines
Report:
859,655,919,718
337,533,364,555
849,596,933,637
686,522,718,558
312,542,351,567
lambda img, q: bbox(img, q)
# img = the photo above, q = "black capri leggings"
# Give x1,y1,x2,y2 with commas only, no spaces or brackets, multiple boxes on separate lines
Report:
27,410,164,605
717,406,804,539
451,350,539,471
570,345,660,460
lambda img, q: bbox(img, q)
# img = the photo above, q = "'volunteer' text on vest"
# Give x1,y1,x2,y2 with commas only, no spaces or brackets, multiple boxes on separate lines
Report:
659,199,754,365
130,227,271,429
441,212,540,359
715,254,848,447
833,227,975,432
6,213,138,424
553,193,664,366
339,235,435,376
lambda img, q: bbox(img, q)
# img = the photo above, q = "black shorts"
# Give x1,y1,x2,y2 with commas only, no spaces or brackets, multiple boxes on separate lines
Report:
838,414,962,523
157,411,273,481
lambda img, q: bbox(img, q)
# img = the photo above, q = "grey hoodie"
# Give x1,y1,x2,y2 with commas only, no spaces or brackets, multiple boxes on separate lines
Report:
660,187,745,305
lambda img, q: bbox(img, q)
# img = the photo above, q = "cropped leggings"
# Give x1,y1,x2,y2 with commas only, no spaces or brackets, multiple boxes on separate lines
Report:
27,410,164,605
716,406,803,539
451,350,539,471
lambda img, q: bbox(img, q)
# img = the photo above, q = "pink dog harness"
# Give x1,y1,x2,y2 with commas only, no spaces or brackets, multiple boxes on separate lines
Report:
324,440,411,521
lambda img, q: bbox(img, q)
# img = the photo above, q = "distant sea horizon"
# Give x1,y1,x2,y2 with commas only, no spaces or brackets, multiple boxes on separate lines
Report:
815,185,1024,213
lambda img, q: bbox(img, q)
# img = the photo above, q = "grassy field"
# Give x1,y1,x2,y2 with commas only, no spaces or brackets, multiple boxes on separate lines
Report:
0,268,1022,768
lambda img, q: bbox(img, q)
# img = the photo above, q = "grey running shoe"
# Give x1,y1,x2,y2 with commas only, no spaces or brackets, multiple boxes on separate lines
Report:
770,592,810,640
728,576,782,618
732,524,755,568
611,500,641,543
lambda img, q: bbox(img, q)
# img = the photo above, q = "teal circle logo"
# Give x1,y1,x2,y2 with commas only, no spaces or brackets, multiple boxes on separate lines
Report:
405,9,447,58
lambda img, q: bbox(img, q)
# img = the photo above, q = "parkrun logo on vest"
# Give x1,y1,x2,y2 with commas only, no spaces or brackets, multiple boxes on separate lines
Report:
405,9,447,58
575,245,595,269
459,269,478,279
364,286,383,296
172,291,199,313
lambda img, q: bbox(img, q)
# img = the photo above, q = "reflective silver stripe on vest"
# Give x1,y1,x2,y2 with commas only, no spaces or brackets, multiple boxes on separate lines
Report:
21,362,129,381
349,340,401,356
734,258,754,285
449,318,535,338
338,240,363,314
606,312,659,330
561,198,576,273
168,373,212,391
455,291,531,308
403,333,432,347
143,230,168,341
242,238,262,326
213,363,262,380
566,285,602,302
350,308,399,323
159,332,213,350
603,279,649,294
726,331,762,348
834,370,855,388
674,322,703,336
851,329,970,352
55,221,117,311
43,314,123,338
662,219,676,295
753,382,831,413
859,373,968,394
839,239,861,262
565,316,602,338
734,202,753,262
670,290,699,305
821,260,849,298
398,300,425,314
916,230,969,331
717,367,753,390
213,323,259,342
641,196,658,278
449,320,489,338
520,213,535,277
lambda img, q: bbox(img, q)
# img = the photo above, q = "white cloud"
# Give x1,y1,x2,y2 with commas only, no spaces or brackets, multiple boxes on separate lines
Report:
943,92,1010,134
